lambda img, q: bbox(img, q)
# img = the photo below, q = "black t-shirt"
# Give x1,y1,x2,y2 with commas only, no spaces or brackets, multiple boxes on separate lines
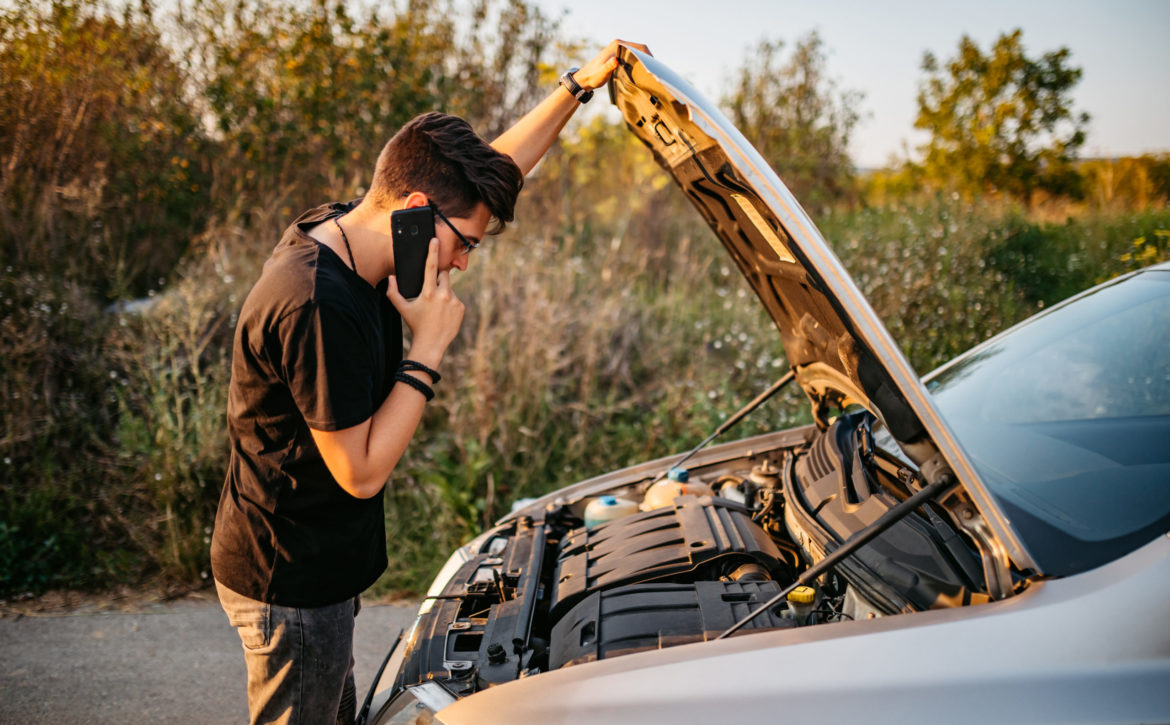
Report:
210,201,400,607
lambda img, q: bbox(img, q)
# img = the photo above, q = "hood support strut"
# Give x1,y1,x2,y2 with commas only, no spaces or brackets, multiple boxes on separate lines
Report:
654,369,796,483
716,475,957,640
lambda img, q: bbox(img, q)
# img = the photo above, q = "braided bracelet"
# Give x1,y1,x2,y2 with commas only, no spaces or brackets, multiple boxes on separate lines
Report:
394,371,435,401
399,359,441,384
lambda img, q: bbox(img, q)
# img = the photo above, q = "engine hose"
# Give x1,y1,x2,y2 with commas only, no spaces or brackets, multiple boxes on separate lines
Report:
725,562,772,582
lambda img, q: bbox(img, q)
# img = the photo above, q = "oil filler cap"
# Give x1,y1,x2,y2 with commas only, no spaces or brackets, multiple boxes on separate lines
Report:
787,586,816,605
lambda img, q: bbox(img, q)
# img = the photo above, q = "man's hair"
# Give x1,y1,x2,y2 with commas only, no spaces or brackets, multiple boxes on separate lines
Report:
368,112,523,235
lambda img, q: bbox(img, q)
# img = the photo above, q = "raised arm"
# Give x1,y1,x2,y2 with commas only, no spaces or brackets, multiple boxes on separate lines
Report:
492,39,650,176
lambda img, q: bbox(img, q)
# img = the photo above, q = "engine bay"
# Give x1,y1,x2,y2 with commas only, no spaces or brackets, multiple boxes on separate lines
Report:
391,412,989,699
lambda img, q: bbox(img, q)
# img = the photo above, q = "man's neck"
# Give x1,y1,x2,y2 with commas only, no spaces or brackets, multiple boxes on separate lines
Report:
312,199,395,287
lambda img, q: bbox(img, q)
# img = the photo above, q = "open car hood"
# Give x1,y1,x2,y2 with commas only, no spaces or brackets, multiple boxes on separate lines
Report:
608,46,1038,589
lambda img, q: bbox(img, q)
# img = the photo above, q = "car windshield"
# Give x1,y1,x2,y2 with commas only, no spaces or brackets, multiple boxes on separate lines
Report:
925,269,1170,577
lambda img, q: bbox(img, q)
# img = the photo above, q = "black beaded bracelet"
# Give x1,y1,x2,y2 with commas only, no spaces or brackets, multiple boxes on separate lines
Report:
399,359,441,384
394,371,435,401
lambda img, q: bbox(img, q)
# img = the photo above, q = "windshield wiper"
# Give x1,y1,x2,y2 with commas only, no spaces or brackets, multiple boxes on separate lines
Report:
652,369,796,484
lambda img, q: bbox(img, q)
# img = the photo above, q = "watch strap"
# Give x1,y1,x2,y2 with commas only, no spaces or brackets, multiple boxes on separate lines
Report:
559,67,594,104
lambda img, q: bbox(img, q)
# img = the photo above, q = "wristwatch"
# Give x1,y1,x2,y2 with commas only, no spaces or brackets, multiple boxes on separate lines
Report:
559,68,594,104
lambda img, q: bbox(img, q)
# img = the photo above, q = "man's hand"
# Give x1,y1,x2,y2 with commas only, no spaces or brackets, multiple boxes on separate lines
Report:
386,238,465,368
310,239,463,500
573,39,652,91
492,39,651,176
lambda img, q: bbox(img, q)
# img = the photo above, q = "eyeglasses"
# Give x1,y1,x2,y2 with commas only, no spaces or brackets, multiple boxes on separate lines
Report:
428,201,479,256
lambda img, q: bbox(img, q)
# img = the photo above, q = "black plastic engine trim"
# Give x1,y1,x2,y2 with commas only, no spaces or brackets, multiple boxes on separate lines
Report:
550,496,786,618
550,580,793,669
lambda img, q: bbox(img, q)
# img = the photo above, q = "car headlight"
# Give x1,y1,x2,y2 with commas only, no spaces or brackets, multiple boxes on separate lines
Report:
369,682,456,725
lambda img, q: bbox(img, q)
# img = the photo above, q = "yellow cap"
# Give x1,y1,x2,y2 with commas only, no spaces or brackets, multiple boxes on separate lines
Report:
787,586,816,604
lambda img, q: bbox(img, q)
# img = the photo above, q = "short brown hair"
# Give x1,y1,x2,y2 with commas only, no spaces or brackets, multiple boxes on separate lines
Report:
368,112,523,234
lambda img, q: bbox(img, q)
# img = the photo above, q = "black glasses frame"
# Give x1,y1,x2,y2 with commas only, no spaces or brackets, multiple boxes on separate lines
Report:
428,201,479,256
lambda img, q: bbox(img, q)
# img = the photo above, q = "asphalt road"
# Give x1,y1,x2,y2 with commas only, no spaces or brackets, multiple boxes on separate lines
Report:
0,593,419,724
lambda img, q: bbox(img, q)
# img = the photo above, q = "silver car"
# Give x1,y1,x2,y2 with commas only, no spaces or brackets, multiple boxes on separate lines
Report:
359,45,1170,725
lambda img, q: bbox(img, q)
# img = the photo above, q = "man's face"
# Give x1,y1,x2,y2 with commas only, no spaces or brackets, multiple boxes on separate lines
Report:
434,201,491,273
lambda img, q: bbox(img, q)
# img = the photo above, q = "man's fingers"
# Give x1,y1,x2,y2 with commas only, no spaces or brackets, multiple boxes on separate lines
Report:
385,275,405,306
422,238,439,292
609,39,650,55
578,41,651,88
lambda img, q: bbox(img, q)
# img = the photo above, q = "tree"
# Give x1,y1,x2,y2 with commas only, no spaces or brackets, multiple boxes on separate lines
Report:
180,0,557,221
0,0,212,299
915,29,1089,201
723,32,862,209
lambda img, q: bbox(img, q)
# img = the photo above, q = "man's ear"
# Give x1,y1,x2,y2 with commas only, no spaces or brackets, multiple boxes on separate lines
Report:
402,191,429,209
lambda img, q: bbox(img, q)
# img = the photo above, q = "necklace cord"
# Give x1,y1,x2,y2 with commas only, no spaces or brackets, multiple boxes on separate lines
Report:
332,215,358,275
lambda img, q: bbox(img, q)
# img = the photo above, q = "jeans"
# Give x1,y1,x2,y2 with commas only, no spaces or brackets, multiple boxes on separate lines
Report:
216,580,359,725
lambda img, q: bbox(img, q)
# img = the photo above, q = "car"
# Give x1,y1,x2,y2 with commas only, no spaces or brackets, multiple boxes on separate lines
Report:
357,45,1170,724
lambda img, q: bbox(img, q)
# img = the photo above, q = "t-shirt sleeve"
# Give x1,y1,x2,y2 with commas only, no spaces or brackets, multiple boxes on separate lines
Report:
276,300,376,431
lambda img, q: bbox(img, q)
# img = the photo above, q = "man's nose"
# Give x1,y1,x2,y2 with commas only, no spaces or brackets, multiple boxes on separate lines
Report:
451,254,469,272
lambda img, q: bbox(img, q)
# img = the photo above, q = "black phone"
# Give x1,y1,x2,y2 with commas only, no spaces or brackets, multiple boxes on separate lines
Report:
391,206,435,298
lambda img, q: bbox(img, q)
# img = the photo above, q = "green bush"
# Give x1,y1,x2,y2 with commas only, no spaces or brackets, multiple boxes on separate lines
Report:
823,199,1036,373
0,273,120,591
824,198,1170,374
987,208,1170,306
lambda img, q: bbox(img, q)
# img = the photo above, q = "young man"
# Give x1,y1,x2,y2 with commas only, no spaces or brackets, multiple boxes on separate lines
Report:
210,40,647,725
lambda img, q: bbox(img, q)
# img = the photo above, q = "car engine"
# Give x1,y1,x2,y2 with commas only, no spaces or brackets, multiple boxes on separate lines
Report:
391,413,987,698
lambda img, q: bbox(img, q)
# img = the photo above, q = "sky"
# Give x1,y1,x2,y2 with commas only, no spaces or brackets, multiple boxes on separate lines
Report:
533,0,1170,168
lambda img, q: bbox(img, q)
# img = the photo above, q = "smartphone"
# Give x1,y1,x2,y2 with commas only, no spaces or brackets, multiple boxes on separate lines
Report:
391,206,435,299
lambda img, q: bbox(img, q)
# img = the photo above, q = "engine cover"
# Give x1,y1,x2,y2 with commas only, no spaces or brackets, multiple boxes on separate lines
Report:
550,580,793,669
549,496,785,617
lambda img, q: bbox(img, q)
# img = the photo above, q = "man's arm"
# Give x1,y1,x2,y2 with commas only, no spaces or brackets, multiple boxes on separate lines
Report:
309,42,650,497
309,241,464,499
492,40,650,176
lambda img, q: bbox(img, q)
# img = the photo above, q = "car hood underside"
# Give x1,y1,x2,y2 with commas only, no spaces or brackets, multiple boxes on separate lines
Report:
607,44,1035,583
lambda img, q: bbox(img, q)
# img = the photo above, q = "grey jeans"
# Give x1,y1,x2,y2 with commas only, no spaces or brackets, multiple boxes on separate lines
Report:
215,580,359,725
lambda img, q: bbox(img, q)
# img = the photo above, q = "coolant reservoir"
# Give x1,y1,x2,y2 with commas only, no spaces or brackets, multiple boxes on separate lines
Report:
641,467,713,511
584,495,640,528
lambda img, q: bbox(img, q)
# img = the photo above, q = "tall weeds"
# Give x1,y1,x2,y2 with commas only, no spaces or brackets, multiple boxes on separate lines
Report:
376,186,801,593
2,0,1168,597
103,227,259,582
